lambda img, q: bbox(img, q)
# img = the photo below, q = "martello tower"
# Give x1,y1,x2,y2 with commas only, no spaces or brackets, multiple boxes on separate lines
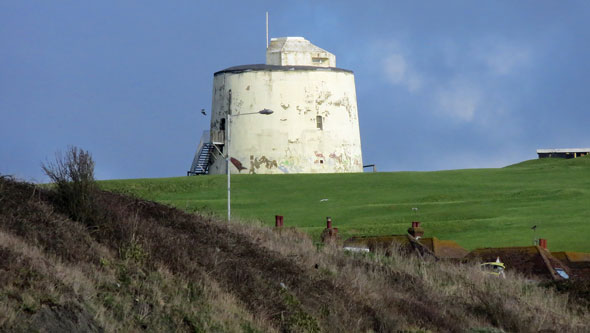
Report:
189,37,363,175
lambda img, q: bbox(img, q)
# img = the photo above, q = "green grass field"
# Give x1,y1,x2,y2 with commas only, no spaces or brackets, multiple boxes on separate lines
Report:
100,157,590,252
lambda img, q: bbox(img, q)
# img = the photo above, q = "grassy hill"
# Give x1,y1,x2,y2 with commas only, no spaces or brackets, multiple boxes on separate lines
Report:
2,175,589,332
100,157,590,252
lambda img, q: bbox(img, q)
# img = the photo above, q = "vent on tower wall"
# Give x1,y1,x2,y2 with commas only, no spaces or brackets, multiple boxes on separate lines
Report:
316,116,323,130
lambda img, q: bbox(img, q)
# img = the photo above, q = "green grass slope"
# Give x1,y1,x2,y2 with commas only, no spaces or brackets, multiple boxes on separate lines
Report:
100,157,590,252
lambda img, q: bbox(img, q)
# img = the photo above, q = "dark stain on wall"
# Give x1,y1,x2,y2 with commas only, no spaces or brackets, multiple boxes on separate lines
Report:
249,155,278,174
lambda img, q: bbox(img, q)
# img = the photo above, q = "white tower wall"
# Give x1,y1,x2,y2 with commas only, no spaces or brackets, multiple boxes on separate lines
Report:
206,37,363,175
208,66,363,174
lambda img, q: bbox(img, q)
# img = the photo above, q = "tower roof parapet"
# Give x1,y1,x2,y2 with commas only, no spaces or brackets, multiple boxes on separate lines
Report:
214,64,352,76
266,37,336,67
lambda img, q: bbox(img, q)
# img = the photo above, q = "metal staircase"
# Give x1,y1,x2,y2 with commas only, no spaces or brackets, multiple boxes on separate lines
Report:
188,131,214,175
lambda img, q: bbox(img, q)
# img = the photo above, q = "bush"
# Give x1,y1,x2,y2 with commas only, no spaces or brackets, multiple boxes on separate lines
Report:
42,146,98,226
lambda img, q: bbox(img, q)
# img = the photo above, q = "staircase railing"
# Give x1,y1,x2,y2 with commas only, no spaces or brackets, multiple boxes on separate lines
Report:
188,130,211,175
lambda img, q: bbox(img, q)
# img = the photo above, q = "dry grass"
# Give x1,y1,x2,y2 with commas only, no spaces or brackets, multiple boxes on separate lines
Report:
0,227,267,332
230,219,590,332
0,176,269,332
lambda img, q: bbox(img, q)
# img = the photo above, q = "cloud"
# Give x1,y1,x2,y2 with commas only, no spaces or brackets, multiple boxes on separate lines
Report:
383,54,405,83
430,39,532,122
369,37,533,124
382,53,422,92
435,81,481,122
367,38,425,93
478,42,532,75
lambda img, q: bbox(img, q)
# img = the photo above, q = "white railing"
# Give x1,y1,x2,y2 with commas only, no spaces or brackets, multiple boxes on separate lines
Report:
189,130,211,173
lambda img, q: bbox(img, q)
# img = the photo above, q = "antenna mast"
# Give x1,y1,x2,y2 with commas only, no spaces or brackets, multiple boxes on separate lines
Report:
266,11,269,48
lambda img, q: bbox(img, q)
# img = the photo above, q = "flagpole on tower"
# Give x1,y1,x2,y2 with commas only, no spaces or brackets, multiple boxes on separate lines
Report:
266,12,269,49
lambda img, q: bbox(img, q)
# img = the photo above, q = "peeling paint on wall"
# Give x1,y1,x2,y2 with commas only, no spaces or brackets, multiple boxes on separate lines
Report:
315,90,332,106
329,152,343,163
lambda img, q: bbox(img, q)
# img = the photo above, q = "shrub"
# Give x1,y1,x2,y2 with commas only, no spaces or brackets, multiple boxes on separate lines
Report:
41,146,98,226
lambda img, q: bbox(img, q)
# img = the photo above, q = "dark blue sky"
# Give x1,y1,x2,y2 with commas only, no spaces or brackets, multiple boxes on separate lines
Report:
2,1,589,181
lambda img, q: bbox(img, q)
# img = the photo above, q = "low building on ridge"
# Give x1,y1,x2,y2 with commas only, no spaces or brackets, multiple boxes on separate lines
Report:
537,148,590,159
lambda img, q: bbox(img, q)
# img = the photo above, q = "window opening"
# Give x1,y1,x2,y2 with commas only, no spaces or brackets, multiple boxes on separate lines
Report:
316,116,323,130
220,118,226,131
